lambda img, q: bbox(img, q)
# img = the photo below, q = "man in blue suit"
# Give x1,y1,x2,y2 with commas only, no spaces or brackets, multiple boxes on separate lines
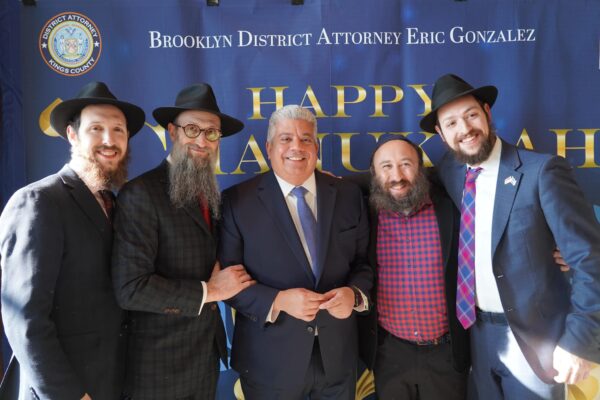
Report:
219,105,373,399
420,73,600,399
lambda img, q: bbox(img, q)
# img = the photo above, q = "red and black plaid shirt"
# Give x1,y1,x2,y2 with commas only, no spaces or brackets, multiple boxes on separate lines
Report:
377,200,449,341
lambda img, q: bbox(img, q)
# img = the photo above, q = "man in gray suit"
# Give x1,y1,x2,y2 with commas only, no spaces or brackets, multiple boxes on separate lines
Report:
112,83,255,399
421,73,600,399
0,82,145,399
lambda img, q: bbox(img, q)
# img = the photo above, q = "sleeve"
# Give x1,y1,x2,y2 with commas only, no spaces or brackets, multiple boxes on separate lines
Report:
218,192,280,324
0,188,86,399
111,179,205,317
540,156,600,359
343,185,374,306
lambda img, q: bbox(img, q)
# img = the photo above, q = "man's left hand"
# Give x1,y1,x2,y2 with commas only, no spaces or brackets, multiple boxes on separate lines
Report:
318,287,354,319
553,345,594,384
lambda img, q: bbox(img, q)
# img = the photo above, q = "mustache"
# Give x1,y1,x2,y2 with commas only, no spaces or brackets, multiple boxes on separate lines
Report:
456,129,483,142
94,145,122,153
385,179,411,189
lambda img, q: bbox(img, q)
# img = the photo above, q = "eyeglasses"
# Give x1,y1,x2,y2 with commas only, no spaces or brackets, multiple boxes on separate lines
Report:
172,123,222,142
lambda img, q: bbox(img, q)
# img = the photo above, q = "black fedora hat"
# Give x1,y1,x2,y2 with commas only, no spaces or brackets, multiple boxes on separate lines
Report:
50,81,146,139
419,74,498,133
152,83,244,137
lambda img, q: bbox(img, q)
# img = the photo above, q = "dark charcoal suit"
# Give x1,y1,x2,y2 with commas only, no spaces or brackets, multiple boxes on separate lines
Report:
112,160,227,400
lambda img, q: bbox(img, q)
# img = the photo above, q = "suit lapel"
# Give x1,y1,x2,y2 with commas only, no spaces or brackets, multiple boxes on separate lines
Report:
59,165,112,242
257,172,315,284
315,172,336,285
182,202,211,236
491,141,523,255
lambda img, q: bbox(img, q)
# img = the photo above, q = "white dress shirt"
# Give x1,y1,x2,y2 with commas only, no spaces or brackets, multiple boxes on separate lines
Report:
471,138,505,312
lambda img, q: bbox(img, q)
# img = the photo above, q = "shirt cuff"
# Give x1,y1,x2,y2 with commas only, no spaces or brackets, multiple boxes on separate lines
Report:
266,302,280,323
198,281,208,315
353,287,369,313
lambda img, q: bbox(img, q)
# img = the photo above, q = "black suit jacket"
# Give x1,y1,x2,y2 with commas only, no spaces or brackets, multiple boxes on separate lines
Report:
0,165,126,400
351,170,470,373
219,170,373,388
112,160,227,399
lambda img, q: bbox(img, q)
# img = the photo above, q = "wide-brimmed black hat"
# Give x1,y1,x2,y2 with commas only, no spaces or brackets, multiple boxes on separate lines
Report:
152,83,244,137
419,74,498,133
50,81,146,139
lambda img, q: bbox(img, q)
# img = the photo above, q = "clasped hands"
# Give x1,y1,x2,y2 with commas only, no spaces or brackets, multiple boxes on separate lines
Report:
272,287,355,322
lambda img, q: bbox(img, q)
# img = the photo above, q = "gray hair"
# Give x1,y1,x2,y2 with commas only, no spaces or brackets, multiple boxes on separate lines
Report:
266,105,317,143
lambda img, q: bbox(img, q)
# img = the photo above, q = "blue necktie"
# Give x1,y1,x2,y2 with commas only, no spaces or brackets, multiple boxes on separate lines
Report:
291,186,320,280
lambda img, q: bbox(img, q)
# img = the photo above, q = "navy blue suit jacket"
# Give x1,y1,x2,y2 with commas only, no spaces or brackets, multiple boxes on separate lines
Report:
219,170,373,388
438,140,600,383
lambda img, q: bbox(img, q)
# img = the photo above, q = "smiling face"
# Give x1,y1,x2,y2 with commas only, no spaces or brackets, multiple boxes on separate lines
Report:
67,104,128,173
66,104,130,191
435,94,496,166
168,110,221,165
372,140,420,200
266,118,319,185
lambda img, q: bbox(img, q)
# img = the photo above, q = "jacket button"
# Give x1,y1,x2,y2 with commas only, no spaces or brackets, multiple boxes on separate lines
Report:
307,326,314,334
496,274,504,278
211,304,217,311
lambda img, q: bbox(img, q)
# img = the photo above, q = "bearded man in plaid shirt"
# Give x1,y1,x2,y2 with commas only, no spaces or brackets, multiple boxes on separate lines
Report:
357,137,469,400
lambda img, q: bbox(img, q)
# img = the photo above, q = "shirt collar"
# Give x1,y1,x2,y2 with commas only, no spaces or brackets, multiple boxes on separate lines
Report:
274,172,317,198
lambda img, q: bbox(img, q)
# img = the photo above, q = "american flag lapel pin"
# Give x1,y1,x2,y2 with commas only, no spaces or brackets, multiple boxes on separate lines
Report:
504,176,517,186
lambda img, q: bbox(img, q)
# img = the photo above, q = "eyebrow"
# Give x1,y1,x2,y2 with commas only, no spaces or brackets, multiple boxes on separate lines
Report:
440,105,480,123
377,157,412,165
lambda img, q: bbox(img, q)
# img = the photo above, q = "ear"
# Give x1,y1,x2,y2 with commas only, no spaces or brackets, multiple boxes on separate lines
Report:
265,141,272,160
66,125,78,145
435,125,447,143
167,123,177,142
484,103,492,121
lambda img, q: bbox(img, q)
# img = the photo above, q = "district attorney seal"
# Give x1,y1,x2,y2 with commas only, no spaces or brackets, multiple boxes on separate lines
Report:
39,11,102,76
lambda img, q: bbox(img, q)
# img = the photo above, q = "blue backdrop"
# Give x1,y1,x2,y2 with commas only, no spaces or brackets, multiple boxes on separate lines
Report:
1,1,600,398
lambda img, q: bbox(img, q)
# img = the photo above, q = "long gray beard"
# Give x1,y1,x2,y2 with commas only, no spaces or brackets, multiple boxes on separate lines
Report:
370,169,430,215
168,142,221,219
70,143,129,192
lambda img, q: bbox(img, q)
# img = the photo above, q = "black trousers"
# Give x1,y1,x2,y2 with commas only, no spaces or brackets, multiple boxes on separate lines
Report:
374,328,467,400
241,337,356,400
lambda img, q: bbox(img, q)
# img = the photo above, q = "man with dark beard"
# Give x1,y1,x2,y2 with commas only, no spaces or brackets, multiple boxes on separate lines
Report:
0,82,144,399
422,74,600,399
357,137,469,400
111,83,255,400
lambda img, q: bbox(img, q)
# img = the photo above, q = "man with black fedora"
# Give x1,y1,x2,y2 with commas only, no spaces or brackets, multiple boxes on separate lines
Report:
111,83,255,399
0,81,145,399
421,73,600,399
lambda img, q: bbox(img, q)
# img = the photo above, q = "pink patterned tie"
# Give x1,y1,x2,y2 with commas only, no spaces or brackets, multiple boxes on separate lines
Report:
457,167,482,329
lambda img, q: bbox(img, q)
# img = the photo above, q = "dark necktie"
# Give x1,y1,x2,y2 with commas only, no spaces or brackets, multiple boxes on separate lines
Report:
99,190,115,222
457,167,482,329
291,186,320,280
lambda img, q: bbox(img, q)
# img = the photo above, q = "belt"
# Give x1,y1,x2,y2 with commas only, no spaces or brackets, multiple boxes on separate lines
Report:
476,308,508,325
380,327,451,346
